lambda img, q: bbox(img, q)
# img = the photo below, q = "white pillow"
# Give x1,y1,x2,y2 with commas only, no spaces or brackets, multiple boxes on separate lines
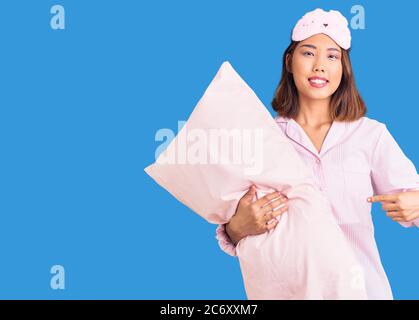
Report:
144,61,366,299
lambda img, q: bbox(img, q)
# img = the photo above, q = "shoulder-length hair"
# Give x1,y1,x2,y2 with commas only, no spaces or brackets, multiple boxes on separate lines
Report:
271,41,366,121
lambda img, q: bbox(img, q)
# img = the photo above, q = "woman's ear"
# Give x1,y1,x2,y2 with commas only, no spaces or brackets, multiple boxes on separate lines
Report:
285,53,292,73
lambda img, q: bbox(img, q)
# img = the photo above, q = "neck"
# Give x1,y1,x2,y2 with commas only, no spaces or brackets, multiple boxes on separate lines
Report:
295,94,332,127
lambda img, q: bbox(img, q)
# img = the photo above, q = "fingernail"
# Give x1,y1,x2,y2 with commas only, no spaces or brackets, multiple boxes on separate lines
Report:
367,197,371,202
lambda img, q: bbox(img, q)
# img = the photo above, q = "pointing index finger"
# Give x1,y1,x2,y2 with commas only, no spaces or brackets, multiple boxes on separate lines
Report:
367,194,398,203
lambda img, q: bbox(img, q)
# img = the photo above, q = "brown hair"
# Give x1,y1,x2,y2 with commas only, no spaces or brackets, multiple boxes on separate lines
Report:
271,41,366,121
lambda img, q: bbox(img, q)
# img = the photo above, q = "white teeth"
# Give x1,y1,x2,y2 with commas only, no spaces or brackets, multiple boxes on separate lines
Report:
309,78,326,84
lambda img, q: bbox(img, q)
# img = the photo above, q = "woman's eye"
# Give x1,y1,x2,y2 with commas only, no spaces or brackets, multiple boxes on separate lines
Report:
328,54,340,60
303,51,314,57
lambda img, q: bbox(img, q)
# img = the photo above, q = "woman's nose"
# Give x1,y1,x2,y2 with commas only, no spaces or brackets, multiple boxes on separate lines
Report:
313,66,325,73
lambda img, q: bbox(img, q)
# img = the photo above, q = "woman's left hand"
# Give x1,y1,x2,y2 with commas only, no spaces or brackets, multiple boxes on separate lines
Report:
368,191,419,223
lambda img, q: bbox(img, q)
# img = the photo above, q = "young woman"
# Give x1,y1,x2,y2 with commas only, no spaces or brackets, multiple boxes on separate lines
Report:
216,8,419,299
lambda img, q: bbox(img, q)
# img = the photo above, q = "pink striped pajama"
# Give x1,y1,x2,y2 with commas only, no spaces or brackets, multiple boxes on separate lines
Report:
217,115,419,299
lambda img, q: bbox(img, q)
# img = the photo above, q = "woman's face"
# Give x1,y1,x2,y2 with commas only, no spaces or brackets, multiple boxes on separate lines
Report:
288,33,343,101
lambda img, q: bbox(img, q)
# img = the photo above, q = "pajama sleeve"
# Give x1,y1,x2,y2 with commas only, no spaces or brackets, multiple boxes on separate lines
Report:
215,224,238,257
370,124,419,227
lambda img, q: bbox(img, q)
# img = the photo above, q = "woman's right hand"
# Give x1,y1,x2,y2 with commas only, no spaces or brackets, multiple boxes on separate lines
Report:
225,185,288,245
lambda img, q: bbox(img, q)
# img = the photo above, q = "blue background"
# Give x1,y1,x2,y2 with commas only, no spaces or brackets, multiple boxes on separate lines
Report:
0,0,417,299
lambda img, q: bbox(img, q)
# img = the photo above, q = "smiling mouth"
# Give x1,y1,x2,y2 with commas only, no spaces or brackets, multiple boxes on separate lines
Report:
308,77,329,88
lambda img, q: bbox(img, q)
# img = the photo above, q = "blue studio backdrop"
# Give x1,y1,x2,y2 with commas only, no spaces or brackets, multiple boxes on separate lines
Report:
0,0,418,299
